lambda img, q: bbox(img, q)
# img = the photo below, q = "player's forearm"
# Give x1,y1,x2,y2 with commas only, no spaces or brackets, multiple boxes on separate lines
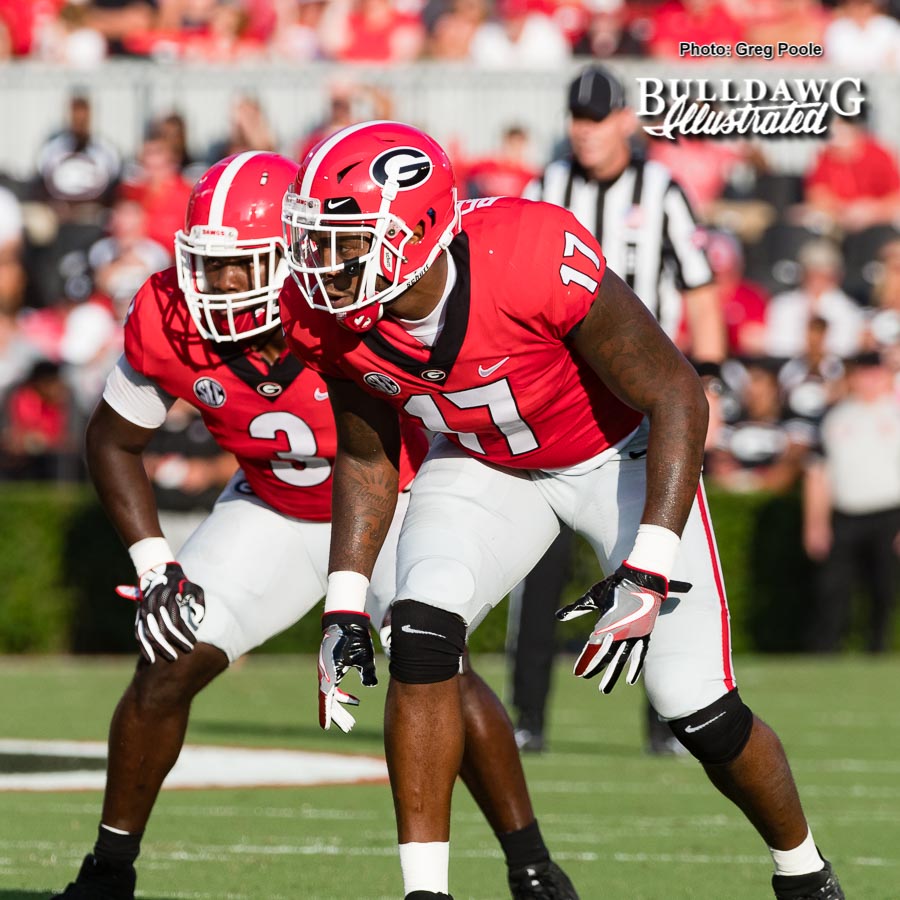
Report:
575,269,708,536
641,378,708,535
85,404,164,549
684,284,726,365
328,451,398,577
326,379,402,578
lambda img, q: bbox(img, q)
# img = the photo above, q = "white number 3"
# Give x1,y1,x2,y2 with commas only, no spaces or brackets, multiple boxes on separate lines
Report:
248,411,332,487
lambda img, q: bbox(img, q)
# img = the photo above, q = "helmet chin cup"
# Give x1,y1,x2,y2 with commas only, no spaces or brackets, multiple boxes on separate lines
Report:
336,302,382,333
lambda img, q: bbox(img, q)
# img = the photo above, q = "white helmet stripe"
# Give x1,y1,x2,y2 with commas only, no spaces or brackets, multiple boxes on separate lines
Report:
208,151,262,227
299,120,395,197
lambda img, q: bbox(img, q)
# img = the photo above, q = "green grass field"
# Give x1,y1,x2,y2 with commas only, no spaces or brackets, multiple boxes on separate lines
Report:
0,654,898,900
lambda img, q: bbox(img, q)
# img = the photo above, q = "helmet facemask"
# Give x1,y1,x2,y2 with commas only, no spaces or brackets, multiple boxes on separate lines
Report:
175,224,288,342
283,184,458,331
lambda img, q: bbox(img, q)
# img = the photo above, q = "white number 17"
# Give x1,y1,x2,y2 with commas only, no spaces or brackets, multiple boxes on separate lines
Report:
559,230,601,294
404,378,538,456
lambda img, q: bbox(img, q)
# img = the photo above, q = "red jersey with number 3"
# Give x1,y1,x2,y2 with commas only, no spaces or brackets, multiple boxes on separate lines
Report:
124,267,426,520
281,197,643,470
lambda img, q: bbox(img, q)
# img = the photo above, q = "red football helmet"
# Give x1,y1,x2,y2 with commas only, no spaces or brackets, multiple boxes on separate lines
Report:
282,120,460,332
175,151,298,342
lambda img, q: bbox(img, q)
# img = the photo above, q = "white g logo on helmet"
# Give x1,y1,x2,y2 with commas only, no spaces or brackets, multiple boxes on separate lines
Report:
370,148,433,192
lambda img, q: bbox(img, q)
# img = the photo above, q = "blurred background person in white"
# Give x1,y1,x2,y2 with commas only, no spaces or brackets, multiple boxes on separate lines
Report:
804,351,900,653
765,238,865,360
824,0,900,71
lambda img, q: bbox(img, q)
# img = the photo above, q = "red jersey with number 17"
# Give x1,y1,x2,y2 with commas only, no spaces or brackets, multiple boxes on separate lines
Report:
124,267,426,521
280,197,643,471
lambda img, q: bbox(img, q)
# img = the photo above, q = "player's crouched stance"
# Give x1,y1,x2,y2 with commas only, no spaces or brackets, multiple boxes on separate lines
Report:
279,120,844,900
53,151,576,900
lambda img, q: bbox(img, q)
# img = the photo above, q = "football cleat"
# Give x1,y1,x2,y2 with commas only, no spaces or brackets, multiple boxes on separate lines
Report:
772,859,845,900
51,853,136,900
404,893,453,899
514,727,546,754
508,860,579,900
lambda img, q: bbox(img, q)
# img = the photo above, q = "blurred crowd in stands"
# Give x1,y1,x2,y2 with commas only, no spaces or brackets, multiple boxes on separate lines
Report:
0,64,898,647
0,0,898,68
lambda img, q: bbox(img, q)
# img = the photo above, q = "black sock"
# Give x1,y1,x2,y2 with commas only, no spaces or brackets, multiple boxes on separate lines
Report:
498,819,551,871
94,824,143,867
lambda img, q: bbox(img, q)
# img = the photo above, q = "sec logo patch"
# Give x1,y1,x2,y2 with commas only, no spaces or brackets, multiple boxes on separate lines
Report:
364,372,401,395
193,377,226,408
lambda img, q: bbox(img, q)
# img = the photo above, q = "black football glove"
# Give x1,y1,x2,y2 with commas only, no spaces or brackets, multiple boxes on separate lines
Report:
318,611,378,733
117,563,206,664
557,563,691,694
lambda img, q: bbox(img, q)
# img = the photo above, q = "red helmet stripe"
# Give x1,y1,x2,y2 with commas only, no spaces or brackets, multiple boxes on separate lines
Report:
299,120,394,198
208,151,263,227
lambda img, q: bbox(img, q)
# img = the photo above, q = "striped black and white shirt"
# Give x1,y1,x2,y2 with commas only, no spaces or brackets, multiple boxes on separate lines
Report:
524,156,712,338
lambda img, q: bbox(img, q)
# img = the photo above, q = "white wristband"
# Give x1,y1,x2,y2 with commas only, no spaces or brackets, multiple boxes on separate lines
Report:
324,570,370,615
128,536,174,578
625,524,681,582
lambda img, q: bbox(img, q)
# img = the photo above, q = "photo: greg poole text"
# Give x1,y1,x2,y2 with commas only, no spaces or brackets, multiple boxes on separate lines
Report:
679,42,824,60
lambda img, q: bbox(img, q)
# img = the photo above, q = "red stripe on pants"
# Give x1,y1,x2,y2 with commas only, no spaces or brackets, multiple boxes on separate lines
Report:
696,482,735,691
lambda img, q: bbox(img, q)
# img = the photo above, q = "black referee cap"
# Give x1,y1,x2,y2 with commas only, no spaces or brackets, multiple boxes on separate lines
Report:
568,65,626,121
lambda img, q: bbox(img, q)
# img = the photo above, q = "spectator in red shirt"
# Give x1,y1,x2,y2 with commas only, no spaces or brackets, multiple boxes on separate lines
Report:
0,0,40,57
118,135,192,257
707,230,769,357
1,360,73,479
649,0,744,57
320,0,424,62
461,125,540,200
747,0,830,57
805,118,900,233
180,0,265,61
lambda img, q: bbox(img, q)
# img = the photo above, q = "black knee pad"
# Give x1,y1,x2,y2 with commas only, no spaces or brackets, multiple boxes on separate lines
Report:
668,689,754,765
388,600,467,684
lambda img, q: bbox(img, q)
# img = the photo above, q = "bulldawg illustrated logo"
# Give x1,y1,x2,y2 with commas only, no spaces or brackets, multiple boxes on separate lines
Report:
637,77,865,141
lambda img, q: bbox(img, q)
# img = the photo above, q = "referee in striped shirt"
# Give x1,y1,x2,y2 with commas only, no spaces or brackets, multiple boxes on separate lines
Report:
509,65,726,756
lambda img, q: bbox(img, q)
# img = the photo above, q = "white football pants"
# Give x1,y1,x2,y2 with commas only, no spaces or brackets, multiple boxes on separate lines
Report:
180,471,407,662
394,425,735,719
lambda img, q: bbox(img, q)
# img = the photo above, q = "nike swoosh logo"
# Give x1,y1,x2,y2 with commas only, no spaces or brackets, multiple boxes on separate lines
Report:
314,388,329,401
401,623,446,639
684,711,727,733
478,357,510,378
592,591,655,636
327,198,351,209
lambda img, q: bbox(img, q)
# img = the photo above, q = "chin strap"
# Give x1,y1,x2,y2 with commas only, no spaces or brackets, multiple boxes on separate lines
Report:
336,302,382,333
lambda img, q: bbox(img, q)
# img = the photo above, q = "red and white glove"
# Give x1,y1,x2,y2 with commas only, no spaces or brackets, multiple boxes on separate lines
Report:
117,562,205,664
557,563,690,694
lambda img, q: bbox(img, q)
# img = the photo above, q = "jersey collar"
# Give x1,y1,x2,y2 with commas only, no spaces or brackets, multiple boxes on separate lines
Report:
208,341,305,403
362,231,471,385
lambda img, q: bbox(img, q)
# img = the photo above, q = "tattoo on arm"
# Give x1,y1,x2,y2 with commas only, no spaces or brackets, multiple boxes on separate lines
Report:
326,378,400,576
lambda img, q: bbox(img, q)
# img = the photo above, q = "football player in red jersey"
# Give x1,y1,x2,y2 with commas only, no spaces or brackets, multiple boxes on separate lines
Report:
279,121,845,900
53,151,577,900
